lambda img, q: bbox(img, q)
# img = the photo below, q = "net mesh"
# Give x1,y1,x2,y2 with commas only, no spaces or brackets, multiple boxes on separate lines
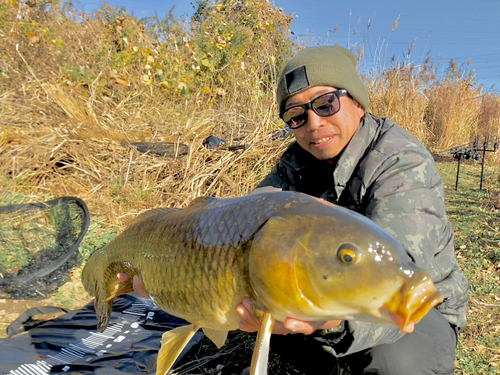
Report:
0,197,89,299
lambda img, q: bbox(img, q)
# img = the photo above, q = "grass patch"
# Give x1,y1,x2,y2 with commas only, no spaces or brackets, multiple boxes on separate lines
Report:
436,159,500,373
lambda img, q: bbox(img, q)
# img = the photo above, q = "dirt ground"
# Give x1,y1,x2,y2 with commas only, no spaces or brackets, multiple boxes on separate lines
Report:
0,267,92,338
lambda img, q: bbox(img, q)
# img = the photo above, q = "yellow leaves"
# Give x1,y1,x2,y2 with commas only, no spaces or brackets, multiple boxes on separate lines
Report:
115,77,129,87
269,56,276,65
177,82,189,98
266,23,275,31
26,32,39,44
51,37,64,51
203,87,211,94
143,73,152,85
160,82,169,90
0,127,19,147
147,55,155,64
215,37,227,50
109,70,129,86
201,58,214,71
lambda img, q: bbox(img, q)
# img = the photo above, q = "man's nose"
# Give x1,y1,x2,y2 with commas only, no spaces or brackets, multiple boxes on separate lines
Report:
306,109,324,131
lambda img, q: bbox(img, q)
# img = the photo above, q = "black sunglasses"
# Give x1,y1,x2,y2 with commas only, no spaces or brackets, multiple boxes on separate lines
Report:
280,89,348,129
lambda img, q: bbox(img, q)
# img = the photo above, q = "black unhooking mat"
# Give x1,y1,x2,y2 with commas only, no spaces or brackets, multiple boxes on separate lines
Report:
0,294,203,374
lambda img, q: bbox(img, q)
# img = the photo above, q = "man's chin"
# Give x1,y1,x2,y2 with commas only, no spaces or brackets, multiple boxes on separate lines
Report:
309,148,340,161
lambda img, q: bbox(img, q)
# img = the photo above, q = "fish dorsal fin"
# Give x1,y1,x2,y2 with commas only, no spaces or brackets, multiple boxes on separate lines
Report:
250,311,275,375
188,196,214,208
202,328,228,348
157,324,199,375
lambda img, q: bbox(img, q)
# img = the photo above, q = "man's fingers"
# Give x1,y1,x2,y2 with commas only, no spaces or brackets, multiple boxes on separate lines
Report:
241,297,254,312
403,322,415,334
284,318,321,335
132,274,149,297
117,273,129,282
237,299,260,332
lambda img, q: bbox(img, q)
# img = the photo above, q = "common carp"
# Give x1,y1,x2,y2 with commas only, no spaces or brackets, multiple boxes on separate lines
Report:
82,191,443,375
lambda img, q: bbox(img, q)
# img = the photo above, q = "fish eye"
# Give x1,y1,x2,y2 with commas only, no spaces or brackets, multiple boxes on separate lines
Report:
337,244,361,265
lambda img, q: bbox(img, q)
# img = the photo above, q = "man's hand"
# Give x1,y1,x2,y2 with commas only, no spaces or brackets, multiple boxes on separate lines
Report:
117,272,149,298
237,297,342,335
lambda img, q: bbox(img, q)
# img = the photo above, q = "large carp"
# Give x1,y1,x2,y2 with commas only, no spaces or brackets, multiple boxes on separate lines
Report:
82,191,443,375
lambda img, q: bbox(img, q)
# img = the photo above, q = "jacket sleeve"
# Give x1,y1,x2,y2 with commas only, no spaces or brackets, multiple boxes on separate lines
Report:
363,149,450,271
255,163,291,191
307,321,405,357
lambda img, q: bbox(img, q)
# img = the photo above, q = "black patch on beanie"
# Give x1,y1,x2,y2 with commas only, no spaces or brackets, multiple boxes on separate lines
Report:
286,66,309,94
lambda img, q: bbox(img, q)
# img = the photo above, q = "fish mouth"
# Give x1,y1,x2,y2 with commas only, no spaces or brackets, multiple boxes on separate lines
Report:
381,270,444,332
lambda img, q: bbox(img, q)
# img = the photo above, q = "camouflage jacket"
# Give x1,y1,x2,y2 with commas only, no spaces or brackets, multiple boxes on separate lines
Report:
257,113,469,356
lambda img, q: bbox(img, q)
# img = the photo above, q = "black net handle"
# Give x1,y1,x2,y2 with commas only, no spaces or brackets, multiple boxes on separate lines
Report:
0,197,90,285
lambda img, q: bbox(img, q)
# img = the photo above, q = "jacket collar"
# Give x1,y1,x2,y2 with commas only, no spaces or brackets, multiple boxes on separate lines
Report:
332,113,379,199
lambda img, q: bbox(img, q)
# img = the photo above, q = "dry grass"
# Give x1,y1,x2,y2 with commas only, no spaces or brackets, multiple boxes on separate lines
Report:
1,81,289,219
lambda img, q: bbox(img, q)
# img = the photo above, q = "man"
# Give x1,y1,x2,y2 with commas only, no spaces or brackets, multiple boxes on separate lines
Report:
236,46,469,374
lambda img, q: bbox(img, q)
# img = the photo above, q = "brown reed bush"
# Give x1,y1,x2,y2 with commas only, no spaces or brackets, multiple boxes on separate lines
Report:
424,60,483,151
0,79,290,224
367,62,430,145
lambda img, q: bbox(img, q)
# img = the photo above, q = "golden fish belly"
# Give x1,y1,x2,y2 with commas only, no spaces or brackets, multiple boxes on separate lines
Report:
139,239,252,331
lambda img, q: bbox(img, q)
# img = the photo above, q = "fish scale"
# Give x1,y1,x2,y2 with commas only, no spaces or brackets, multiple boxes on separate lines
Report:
82,191,443,375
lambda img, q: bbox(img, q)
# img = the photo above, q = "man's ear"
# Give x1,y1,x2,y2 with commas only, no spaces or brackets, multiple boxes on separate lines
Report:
353,99,366,118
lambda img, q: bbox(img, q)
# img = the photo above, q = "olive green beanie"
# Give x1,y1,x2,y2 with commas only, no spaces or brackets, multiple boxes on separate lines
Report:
277,46,368,112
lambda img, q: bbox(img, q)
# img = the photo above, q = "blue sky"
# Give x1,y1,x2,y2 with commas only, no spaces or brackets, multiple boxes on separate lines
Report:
81,0,500,93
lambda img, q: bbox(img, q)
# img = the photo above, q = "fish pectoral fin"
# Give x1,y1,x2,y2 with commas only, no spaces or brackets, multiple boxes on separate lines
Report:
202,328,228,348
157,324,199,375
250,311,275,375
94,287,113,332
106,279,134,301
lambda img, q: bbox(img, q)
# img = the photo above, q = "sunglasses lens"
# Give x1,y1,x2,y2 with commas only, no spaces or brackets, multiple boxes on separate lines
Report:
312,92,339,116
281,91,343,129
283,106,307,129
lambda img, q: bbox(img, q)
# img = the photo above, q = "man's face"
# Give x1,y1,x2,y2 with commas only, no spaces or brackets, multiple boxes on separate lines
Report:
285,85,365,161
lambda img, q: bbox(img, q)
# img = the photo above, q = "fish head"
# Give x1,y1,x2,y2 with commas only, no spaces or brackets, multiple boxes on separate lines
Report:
249,202,443,331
